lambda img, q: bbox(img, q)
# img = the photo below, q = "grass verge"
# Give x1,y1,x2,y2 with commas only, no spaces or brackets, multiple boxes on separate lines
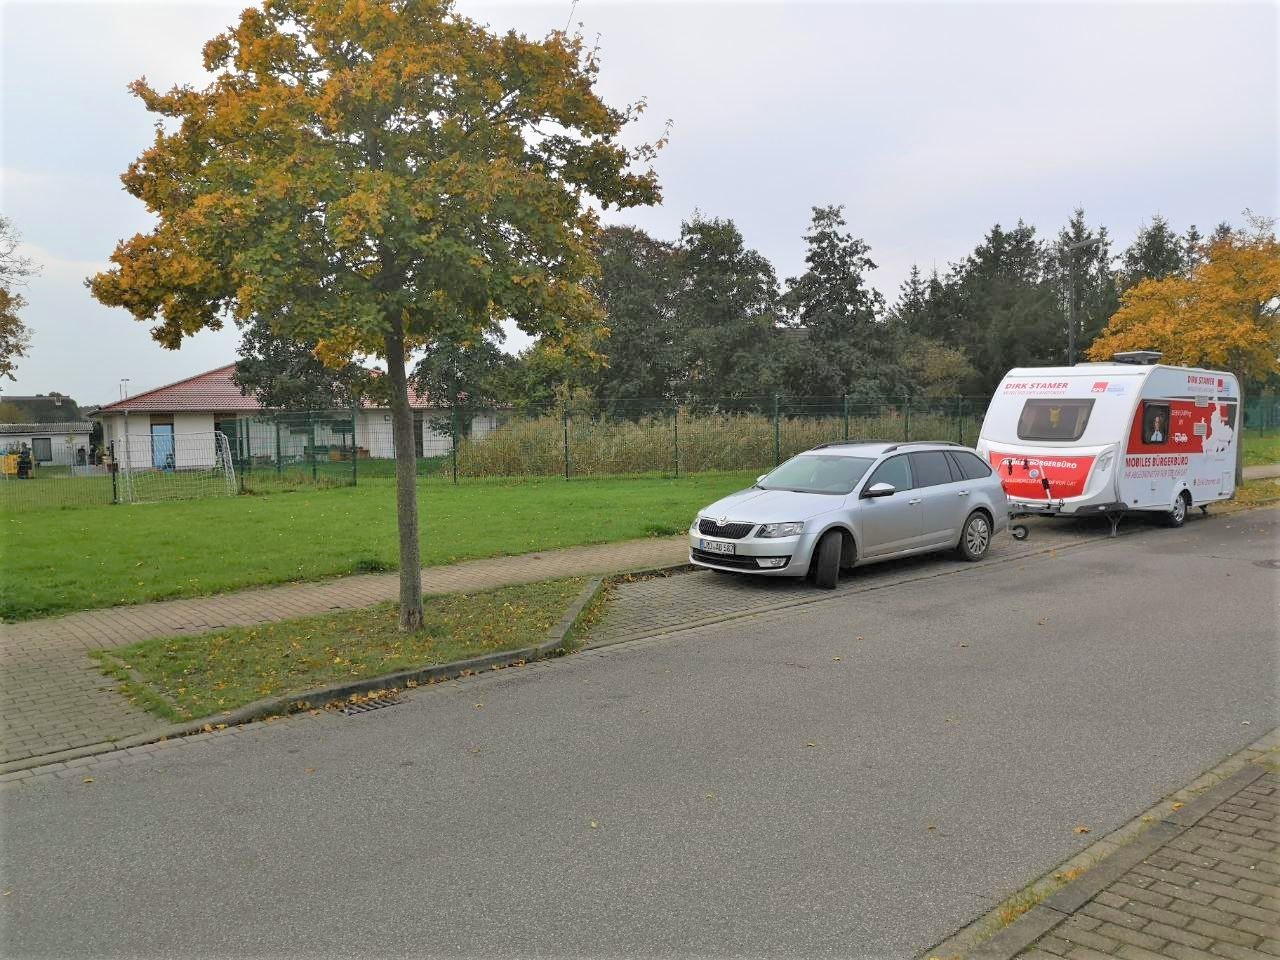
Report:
1243,431,1280,467
1229,477,1280,509
92,578,586,723
1,472,751,621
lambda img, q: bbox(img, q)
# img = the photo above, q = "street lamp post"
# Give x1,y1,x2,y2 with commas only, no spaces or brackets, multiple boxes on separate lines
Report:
1065,236,1104,366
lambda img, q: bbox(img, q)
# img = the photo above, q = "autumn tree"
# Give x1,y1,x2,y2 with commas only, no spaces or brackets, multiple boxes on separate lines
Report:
89,0,661,630
0,215,36,382
1089,217,1280,387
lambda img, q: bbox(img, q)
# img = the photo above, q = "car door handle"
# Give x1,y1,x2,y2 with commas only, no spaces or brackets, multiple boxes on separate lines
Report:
957,489,970,496
908,498,922,505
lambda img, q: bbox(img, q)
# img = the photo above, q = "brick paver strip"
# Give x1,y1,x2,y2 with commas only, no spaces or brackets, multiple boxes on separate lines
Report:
1006,768,1280,960
0,536,686,765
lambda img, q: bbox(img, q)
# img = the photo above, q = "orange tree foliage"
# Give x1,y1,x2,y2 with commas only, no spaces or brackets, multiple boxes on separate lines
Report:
89,0,662,629
1088,222,1280,385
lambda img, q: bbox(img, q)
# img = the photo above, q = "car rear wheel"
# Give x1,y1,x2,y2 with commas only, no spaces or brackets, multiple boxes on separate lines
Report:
811,531,841,589
1167,491,1190,528
957,511,992,562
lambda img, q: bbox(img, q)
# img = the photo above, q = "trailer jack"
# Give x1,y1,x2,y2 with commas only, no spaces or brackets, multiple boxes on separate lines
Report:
1106,510,1123,538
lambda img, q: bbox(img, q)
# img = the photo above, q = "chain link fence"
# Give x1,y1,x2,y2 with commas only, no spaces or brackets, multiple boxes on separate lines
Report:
6,392,1274,509
231,394,992,490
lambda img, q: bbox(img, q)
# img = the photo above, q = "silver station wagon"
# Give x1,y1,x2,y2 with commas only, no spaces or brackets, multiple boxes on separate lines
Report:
689,441,1009,588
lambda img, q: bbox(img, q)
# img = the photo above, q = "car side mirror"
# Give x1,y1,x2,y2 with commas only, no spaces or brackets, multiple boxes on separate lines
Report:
863,482,896,498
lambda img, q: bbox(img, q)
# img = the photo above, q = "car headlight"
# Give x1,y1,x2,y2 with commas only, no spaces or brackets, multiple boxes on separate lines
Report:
758,521,805,538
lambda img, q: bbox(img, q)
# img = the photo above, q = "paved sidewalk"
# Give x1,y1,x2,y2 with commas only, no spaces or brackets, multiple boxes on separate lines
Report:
0,536,686,766
1245,463,1280,481
1015,769,1280,960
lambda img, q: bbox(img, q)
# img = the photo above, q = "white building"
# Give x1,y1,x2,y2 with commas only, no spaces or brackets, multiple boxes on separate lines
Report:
93,364,497,470
0,422,94,467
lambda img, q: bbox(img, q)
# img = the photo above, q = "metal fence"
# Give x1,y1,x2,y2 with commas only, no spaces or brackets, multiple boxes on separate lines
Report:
5,392,1274,510
0,432,237,510
231,395,992,491
1244,393,1280,436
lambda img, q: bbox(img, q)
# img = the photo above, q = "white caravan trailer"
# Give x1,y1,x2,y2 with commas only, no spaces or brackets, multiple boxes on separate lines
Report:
976,352,1239,533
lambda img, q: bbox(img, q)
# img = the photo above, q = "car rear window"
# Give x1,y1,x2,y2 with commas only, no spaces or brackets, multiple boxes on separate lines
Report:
1017,399,1095,441
908,451,954,487
949,450,993,480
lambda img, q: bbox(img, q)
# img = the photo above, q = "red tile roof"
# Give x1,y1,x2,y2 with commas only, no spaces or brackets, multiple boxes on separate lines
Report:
96,363,436,413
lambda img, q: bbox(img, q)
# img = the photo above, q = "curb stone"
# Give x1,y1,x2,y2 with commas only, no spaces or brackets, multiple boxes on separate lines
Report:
0,577,604,777
920,727,1280,960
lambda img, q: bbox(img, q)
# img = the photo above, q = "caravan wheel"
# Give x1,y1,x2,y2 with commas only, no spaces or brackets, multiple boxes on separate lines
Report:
1166,491,1190,528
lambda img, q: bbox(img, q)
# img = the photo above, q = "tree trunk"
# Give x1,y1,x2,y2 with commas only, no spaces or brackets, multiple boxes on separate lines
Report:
385,321,425,631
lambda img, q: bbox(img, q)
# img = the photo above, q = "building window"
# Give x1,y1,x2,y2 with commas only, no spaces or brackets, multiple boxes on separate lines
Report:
31,437,52,462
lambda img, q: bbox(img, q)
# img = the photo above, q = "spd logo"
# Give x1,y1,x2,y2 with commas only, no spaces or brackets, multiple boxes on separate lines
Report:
1173,432,1189,444
1091,381,1108,393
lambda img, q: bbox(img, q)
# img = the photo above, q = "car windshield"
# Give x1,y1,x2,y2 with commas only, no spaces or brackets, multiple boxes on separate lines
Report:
758,454,875,495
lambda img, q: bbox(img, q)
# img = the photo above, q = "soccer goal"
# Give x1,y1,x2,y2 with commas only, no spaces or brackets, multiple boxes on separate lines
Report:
117,430,238,504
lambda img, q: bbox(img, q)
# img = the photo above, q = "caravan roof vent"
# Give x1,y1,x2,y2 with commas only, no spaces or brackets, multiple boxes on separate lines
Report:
1112,350,1163,365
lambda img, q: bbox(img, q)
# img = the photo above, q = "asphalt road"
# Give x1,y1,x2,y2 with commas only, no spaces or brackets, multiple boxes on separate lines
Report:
2,509,1277,959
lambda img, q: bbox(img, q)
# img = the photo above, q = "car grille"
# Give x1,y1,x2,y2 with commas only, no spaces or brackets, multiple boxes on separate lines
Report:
698,518,755,539
691,548,788,570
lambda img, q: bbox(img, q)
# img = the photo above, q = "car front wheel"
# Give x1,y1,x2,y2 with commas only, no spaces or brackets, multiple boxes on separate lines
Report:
811,531,842,589
957,511,992,562
1167,491,1190,528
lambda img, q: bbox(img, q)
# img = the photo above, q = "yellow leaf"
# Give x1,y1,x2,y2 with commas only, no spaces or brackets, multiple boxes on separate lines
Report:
82,777,94,784
1074,825,1090,835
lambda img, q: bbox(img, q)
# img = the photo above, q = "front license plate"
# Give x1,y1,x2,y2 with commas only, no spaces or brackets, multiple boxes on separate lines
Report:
700,539,735,555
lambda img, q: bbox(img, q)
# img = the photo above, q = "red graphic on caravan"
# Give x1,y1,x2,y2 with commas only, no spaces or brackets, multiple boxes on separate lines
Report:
1126,400,1236,456
987,452,1095,499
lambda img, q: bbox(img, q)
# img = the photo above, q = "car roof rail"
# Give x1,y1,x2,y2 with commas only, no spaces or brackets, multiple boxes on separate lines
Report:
808,439,893,450
880,440,966,454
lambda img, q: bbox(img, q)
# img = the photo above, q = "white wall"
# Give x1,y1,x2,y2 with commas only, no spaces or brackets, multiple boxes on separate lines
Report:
0,429,90,466
173,412,217,467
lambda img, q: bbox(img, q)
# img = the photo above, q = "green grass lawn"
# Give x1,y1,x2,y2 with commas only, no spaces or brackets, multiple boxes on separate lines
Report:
1,472,752,621
1242,431,1280,467
95,578,586,722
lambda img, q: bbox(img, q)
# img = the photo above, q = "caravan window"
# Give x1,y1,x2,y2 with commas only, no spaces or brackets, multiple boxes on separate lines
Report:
1142,403,1171,445
1017,399,1095,442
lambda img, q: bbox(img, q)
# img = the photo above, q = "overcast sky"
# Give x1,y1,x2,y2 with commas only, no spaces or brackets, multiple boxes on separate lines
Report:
2,0,1276,406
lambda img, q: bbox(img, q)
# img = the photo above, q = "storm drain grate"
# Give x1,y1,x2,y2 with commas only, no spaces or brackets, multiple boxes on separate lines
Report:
340,693,403,716
1254,559,1280,570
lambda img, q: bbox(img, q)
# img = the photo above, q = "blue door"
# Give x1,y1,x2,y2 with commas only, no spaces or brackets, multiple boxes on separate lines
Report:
151,423,174,469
